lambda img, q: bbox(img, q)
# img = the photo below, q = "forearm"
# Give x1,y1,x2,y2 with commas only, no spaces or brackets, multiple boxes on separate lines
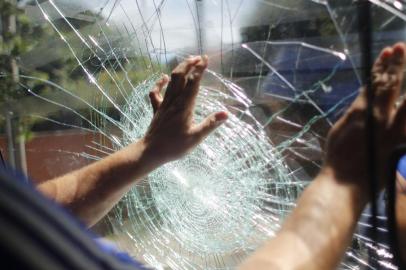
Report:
36,56,226,227
239,167,368,270
37,138,162,227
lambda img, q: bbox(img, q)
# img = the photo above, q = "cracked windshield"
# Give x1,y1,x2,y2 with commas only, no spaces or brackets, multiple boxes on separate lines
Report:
0,0,405,269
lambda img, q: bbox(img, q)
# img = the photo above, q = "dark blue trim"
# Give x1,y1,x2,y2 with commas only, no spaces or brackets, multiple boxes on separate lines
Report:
0,166,147,270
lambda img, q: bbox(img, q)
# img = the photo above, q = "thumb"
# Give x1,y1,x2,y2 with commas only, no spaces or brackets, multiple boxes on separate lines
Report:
192,111,228,140
149,75,168,114
149,91,162,114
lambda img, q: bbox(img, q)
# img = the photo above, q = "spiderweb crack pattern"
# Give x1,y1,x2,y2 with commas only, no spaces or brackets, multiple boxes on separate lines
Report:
13,0,406,269
107,75,295,269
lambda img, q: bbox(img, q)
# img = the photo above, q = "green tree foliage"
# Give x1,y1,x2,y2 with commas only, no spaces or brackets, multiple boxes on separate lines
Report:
0,1,162,136
0,0,55,103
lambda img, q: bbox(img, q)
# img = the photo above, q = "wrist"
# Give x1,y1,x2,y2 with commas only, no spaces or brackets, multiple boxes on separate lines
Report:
319,166,370,207
114,138,165,179
136,137,168,169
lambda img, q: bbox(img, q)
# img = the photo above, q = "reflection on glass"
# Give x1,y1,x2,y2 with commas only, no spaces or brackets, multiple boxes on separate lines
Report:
0,0,405,269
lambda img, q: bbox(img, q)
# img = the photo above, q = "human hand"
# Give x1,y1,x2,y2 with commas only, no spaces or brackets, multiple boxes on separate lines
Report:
324,43,406,191
143,56,228,163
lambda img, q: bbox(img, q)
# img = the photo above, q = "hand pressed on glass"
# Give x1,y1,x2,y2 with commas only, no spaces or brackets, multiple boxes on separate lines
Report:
144,55,228,163
37,56,228,226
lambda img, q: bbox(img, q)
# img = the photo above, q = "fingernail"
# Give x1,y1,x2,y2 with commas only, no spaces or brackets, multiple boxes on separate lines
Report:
394,45,405,57
382,48,392,58
215,112,228,122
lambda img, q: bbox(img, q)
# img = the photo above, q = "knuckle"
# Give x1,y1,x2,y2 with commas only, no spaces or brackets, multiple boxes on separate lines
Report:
373,73,398,92
171,72,187,85
156,80,164,87
193,70,203,78
171,70,183,79
390,74,400,85
372,73,383,86
188,72,202,83
188,74,197,83
373,108,387,124
186,58,195,64
208,116,217,126
195,62,205,69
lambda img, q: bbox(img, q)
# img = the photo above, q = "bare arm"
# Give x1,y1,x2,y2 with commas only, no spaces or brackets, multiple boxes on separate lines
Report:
37,139,157,227
240,43,406,270
239,169,367,269
37,56,228,227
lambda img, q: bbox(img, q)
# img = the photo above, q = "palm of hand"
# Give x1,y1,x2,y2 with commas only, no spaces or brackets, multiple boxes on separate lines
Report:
325,43,406,190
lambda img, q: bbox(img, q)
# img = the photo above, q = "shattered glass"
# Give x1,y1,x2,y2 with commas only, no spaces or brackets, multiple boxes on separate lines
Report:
1,0,406,269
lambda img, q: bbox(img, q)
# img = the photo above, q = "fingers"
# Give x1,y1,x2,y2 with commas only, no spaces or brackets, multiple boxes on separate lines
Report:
161,55,209,116
185,55,209,100
172,56,201,78
165,56,201,101
373,42,406,119
191,111,228,140
372,46,392,74
149,74,169,114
